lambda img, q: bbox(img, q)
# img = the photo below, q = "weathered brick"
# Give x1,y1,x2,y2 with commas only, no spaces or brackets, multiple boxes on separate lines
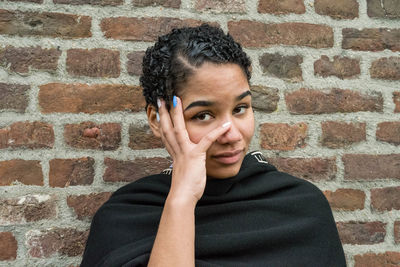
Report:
260,123,307,151
0,46,61,73
343,154,400,180
104,157,170,182
0,121,54,149
0,232,17,260
258,0,305,14
127,51,145,76
26,228,88,258
64,122,121,150
355,252,400,267
66,48,120,78
250,85,279,112
195,0,246,13
67,192,112,220
395,221,400,243
129,124,163,150
267,157,336,181
0,83,29,112
228,21,333,48
0,195,57,225
285,88,383,114
395,92,400,113
0,160,43,186
101,17,216,41
259,53,303,82
336,221,386,244
342,28,400,52
49,158,94,187
132,0,180,8
54,0,122,5
315,0,358,19
370,57,400,80
367,0,400,18
323,189,365,211
314,55,360,79
39,83,145,114
371,187,400,211
0,9,91,39
321,121,366,148
6,0,42,2
376,122,400,145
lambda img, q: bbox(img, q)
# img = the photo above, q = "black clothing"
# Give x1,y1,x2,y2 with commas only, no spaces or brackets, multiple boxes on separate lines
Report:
81,151,346,267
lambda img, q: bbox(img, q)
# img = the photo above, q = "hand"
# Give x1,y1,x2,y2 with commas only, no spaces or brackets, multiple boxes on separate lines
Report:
157,96,231,205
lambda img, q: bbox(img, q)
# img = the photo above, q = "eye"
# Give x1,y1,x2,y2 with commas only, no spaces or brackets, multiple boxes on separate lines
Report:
192,112,213,121
233,105,248,115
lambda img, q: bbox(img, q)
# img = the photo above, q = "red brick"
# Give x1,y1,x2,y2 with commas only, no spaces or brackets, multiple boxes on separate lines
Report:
258,0,305,14
314,55,360,79
0,46,61,73
323,189,365,211
0,121,54,149
104,157,170,182
49,158,94,187
67,192,112,220
0,83,29,112
66,48,120,78
228,21,333,48
321,121,366,148
250,85,279,112
285,88,383,114
395,221,400,243
315,0,358,19
0,9,91,39
129,124,163,150
342,28,400,52
355,252,400,267
101,17,216,41
395,92,400,113
195,0,246,13
336,221,386,244
371,187,400,211
64,122,121,150
39,83,145,114
26,228,88,258
376,122,400,145
127,51,145,76
0,232,17,260
367,0,400,19
0,195,57,225
260,123,307,151
343,154,400,180
370,57,400,80
267,157,336,181
0,160,43,186
54,0,122,5
259,53,303,82
132,0,180,8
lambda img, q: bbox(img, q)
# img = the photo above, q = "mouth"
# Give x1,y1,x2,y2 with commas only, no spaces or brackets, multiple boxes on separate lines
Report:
212,149,243,165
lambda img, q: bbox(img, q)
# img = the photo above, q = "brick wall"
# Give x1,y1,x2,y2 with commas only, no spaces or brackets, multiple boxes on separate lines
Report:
0,0,399,266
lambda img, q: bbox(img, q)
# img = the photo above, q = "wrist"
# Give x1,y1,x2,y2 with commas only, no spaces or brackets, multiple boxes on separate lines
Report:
166,192,198,209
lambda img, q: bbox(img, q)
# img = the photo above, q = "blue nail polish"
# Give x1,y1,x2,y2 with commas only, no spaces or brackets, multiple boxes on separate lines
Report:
173,96,177,108
156,112,160,122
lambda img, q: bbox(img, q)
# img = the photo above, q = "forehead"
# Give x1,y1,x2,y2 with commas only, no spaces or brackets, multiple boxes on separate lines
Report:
179,63,250,102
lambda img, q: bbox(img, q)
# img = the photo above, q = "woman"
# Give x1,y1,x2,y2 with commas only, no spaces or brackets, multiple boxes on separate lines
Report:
81,24,346,266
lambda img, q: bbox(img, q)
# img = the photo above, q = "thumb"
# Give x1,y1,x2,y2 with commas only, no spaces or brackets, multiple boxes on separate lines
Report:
197,122,231,152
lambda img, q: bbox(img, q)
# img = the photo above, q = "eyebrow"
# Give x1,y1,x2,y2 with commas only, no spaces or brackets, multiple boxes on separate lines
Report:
184,90,252,111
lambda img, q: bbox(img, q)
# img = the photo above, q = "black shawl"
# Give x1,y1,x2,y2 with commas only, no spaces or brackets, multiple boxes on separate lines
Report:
81,151,346,267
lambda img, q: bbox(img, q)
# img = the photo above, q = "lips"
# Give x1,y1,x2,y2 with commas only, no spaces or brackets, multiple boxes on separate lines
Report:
212,149,243,165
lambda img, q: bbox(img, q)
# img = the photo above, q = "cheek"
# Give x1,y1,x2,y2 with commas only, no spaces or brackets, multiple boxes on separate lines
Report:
185,123,212,144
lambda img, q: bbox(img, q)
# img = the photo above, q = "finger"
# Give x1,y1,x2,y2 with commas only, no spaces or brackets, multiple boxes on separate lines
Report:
158,124,176,157
197,122,232,152
170,96,190,146
158,99,180,153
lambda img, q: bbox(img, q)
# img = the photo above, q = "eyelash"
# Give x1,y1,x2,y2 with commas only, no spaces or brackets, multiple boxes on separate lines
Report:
191,104,249,121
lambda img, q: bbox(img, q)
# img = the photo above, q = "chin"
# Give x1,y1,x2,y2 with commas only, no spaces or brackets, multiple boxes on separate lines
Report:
206,164,242,179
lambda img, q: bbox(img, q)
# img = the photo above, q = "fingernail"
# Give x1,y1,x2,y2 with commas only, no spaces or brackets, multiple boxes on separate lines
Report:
157,98,161,108
156,112,160,122
222,122,231,128
173,95,177,108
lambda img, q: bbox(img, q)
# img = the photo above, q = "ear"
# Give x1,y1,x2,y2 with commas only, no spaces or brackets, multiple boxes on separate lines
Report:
147,105,161,138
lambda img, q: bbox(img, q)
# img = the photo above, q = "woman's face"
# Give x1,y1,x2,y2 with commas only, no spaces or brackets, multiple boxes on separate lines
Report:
179,62,255,179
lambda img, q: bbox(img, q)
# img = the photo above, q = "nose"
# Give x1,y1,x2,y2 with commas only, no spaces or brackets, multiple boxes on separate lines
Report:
216,120,242,144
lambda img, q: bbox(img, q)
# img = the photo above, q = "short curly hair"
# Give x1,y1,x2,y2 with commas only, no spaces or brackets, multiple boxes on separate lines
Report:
140,24,252,111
